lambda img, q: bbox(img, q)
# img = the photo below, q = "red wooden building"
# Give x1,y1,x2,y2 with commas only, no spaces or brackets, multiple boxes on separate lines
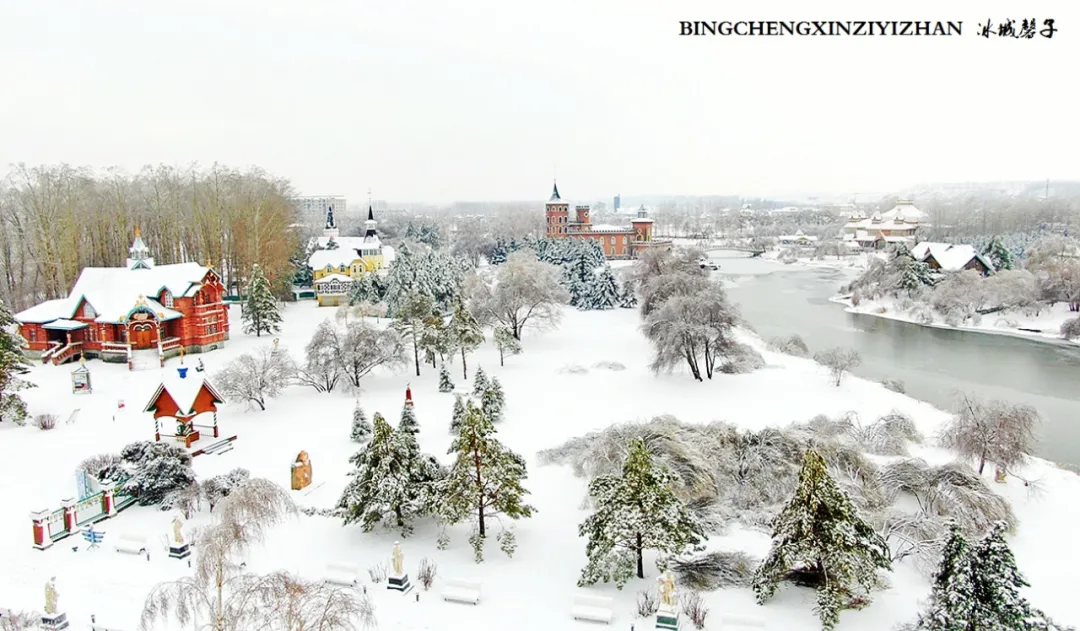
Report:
15,230,230,368
144,373,226,449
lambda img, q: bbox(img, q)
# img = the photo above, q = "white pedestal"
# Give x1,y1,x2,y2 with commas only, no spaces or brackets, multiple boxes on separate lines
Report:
655,605,680,631
41,611,70,630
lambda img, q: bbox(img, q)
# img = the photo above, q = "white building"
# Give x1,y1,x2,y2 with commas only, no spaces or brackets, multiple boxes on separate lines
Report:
293,196,347,226
842,199,927,249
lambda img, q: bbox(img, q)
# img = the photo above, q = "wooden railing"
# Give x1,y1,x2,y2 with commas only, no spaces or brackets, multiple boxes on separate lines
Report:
101,342,129,355
40,341,62,363
51,342,83,365
161,337,182,352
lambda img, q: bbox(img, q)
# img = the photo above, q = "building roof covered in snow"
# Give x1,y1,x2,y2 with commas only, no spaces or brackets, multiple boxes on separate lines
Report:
16,262,209,325
144,375,225,418
910,242,994,272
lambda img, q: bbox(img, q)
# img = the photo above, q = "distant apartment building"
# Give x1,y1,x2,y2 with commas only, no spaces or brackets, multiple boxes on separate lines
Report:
293,196,347,225
614,194,621,212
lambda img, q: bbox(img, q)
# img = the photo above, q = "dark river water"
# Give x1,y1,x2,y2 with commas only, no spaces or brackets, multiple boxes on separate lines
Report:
711,252,1080,466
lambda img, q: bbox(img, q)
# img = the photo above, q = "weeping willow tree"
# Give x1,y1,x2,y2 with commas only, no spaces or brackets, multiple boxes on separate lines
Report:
139,478,375,631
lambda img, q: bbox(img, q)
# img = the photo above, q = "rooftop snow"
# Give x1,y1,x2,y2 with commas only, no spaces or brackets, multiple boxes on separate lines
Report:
149,374,224,415
42,319,89,331
16,263,209,325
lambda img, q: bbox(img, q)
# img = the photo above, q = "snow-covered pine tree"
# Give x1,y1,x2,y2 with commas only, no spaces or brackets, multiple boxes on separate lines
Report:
898,259,934,294
450,395,467,434
0,298,33,424
493,325,522,367
325,237,339,250
448,301,484,380
616,277,638,309
439,363,455,393
583,266,621,310
983,236,1014,271
969,521,1038,630
909,523,978,631
418,312,447,369
489,238,509,265
242,264,283,337
119,441,197,506
437,402,535,553
471,366,489,396
350,401,372,443
577,439,705,589
752,448,891,631
481,376,505,422
337,413,439,536
399,401,420,436
392,292,436,376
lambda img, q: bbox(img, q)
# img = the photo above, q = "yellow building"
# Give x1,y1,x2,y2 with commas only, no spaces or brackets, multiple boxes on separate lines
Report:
308,206,395,307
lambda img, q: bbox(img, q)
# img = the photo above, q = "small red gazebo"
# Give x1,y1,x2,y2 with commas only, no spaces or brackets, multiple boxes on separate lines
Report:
144,369,226,449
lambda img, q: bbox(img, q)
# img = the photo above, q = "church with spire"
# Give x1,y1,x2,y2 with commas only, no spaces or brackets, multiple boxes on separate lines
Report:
15,229,230,368
307,203,396,307
544,181,669,259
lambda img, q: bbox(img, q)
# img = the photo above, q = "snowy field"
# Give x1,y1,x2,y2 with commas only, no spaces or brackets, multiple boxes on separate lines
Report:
2,301,1078,630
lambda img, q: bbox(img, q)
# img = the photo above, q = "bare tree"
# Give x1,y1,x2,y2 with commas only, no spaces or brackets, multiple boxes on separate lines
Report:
469,251,568,341
0,610,42,631
813,347,862,386
295,320,342,393
214,346,295,411
337,320,407,389
141,479,374,631
0,163,299,309
1061,316,1080,340
642,281,739,381
939,394,1040,475
639,271,711,319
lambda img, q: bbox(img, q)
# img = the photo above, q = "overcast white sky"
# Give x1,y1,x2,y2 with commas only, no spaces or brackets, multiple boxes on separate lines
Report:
0,0,1076,203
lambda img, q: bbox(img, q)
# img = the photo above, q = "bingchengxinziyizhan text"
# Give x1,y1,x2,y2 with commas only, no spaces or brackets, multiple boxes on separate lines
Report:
678,20,1058,38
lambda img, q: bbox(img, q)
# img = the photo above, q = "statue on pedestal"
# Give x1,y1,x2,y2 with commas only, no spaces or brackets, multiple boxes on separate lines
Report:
172,517,184,544
391,541,404,576
657,569,677,608
44,576,59,615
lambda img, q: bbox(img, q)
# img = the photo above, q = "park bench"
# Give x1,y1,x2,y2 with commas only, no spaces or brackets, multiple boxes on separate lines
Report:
571,593,614,623
323,563,359,587
114,533,147,555
719,613,766,629
441,578,481,605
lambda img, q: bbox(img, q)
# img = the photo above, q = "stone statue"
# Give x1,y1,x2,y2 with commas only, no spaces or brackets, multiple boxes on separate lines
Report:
44,576,58,614
172,517,184,544
391,541,404,576
657,569,676,608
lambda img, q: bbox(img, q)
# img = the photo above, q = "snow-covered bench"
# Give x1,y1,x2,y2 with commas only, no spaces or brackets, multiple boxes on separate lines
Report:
114,533,147,555
719,613,766,629
323,563,359,587
571,594,614,623
441,578,481,605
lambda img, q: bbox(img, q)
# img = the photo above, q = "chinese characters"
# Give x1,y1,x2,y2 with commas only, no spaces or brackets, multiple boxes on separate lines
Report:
977,18,1056,39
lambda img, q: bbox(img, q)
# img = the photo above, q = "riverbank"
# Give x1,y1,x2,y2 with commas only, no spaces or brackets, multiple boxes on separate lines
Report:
832,295,1080,347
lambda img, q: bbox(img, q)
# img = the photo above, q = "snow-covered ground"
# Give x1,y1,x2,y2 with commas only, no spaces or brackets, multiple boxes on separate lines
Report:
833,296,1079,347
2,302,1077,630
